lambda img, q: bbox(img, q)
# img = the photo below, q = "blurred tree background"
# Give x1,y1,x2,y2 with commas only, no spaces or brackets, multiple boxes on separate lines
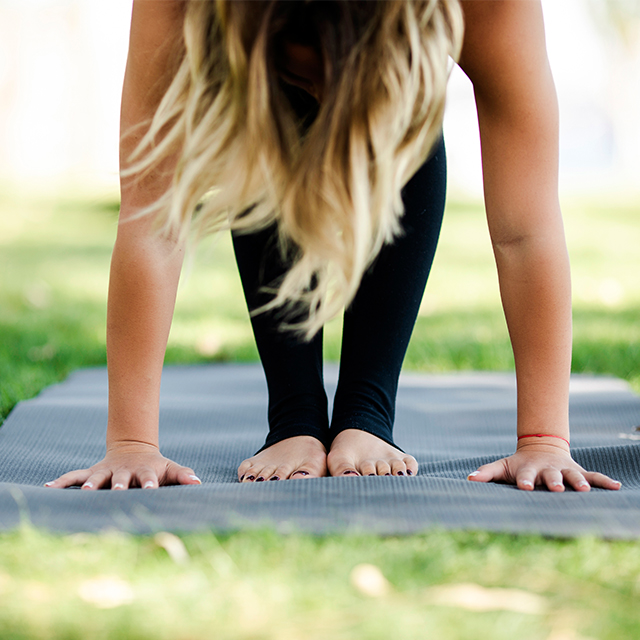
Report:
1,0,639,424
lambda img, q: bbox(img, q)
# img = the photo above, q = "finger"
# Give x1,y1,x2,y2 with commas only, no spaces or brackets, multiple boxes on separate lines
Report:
515,467,537,491
168,464,201,486
136,468,159,490
583,471,622,491
82,470,112,491
467,460,506,483
111,470,133,491
562,469,590,492
541,468,565,492
390,459,407,476
403,456,419,477
45,469,92,489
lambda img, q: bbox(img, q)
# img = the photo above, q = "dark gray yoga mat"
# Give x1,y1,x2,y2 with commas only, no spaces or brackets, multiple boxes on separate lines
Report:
1,364,639,537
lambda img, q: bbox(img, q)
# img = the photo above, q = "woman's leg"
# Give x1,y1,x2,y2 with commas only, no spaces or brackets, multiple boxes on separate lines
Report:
328,137,447,477
232,225,329,481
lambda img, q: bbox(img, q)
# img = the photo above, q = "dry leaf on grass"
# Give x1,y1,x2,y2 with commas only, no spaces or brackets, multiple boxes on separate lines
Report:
154,531,190,565
350,563,391,597
425,582,547,614
77,576,135,609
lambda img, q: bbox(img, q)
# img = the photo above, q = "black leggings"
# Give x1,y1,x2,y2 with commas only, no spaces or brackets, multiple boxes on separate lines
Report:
232,88,447,452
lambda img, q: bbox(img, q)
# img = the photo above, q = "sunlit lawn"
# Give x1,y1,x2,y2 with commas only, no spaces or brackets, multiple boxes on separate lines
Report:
1,188,639,639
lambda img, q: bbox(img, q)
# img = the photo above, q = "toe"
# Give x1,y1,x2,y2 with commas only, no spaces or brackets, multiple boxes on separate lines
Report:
290,469,312,479
255,465,277,482
241,467,258,483
403,456,418,476
359,460,377,476
238,459,253,482
376,461,392,476
390,459,407,476
327,450,357,477
269,464,293,481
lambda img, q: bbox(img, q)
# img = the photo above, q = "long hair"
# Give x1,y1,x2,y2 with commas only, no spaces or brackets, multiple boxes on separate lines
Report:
122,0,464,338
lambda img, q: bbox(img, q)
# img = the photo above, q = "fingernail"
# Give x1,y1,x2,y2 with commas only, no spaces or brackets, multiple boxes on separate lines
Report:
551,482,563,488
269,476,280,481
613,480,622,486
113,483,125,490
256,477,265,482
143,481,154,489
406,470,413,476
579,481,589,488
468,471,479,478
189,475,201,483
44,481,54,487
521,480,533,488
82,482,94,489
397,471,405,476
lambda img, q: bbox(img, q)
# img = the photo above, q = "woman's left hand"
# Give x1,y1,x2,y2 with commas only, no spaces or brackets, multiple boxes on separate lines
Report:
467,443,622,492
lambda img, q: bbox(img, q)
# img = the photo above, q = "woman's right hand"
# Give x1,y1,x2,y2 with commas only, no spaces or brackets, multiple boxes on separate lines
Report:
44,442,201,490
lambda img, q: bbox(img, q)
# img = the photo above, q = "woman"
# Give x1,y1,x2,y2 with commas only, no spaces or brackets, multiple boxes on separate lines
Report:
47,0,621,492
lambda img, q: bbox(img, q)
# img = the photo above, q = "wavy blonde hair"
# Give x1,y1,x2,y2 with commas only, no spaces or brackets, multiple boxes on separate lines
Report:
123,0,464,338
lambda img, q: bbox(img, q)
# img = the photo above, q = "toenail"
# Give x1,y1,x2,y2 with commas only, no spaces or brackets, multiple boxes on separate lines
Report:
269,476,280,481
246,475,255,481
397,471,405,476
407,470,413,476
292,471,309,477
256,477,265,482
239,475,245,482
385,473,391,476
368,473,375,476
343,470,357,475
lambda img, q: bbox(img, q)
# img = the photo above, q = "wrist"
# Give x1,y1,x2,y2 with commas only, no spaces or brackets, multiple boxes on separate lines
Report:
106,439,160,454
516,433,570,453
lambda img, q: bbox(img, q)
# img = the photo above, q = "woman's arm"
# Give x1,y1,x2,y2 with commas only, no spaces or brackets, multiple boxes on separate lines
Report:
459,0,620,491
47,0,200,490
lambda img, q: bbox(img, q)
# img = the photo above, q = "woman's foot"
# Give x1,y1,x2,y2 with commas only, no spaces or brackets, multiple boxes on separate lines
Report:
327,429,418,477
238,435,327,482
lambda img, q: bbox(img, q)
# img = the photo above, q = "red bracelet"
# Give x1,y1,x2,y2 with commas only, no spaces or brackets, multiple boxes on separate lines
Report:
517,434,570,447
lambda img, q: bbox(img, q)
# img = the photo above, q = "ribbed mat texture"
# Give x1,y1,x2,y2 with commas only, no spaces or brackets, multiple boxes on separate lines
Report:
1,365,639,537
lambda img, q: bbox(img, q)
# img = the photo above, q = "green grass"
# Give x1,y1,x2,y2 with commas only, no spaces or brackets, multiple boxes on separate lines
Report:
1,189,640,639
1,526,639,640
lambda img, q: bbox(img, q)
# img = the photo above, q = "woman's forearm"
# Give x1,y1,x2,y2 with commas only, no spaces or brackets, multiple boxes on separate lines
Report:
494,231,572,440
106,229,184,450
107,0,187,450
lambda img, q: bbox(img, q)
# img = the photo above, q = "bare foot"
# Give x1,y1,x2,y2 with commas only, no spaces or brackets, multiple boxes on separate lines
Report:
327,429,418,477
238,436,327,482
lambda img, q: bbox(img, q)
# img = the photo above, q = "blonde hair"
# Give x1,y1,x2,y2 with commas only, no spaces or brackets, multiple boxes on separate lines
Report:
123,0,464,338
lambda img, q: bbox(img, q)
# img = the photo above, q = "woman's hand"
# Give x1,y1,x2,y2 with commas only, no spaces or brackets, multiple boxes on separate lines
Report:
468,441,622,492
44,442,201,490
